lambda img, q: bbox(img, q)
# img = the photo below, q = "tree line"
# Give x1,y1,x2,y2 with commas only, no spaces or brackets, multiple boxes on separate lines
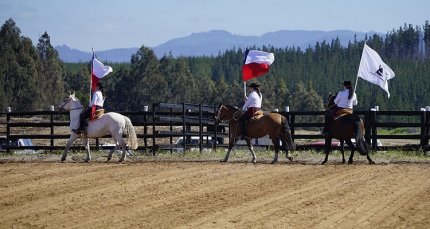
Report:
1,18,430,122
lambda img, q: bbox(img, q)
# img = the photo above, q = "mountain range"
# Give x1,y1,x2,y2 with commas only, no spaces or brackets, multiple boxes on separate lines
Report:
55,29,379,63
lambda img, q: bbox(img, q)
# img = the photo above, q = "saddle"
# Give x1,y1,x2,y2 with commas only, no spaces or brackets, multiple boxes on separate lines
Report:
250,110,264,120
90,109,105,120
333,108,353,120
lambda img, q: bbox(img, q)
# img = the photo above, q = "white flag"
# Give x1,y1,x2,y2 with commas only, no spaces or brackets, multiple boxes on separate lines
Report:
92,57,113,79
357,44,395,97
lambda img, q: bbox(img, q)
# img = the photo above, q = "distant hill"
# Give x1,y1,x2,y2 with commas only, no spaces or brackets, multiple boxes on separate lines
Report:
56,29,379,63
55,45,138,63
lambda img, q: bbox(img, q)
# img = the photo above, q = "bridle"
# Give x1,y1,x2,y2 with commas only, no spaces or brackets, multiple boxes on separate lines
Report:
215,105,241,123
57,96,84,111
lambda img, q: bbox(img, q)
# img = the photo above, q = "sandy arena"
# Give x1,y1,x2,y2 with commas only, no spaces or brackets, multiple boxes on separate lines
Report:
0,158,429,228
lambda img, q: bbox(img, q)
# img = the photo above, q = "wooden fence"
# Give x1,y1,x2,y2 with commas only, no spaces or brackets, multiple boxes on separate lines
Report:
1,103,429,153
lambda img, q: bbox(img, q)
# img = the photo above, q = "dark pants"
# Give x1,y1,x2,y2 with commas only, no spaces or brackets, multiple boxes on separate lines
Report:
78,108,91,131
79,105,103,131
239,108,260,139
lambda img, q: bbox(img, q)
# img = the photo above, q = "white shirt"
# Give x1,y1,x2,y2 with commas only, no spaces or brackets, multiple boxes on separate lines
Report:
89,90,104,107
334,89,358,109
242,91,262,111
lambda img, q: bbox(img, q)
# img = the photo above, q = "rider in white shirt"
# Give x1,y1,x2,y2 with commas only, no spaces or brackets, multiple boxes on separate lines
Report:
73,82,105,134
322,80,358,136
239,83,262,139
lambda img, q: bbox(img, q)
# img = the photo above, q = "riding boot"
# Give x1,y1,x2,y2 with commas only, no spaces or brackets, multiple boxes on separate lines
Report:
73,112,86,134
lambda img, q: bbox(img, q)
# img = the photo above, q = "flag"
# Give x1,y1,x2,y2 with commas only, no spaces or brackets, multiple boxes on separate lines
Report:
357,44,395,97
91,54,113,91
242,49,275,81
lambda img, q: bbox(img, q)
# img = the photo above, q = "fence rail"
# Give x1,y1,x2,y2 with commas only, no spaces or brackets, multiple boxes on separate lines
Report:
1,103,429,153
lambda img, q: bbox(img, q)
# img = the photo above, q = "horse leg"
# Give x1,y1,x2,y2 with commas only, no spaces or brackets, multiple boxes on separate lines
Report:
367,154,375,164
345,139,355,164
61,134,79,161
340,140,345,164
118,141,127,162
84,138,91,162
270,137,281,164
107,144,119,161
244,138,257,163
321,137,332,165
281,135,293,161
221,138,238,162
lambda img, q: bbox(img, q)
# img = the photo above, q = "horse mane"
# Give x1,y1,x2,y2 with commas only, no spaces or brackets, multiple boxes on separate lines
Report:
224,104,239,111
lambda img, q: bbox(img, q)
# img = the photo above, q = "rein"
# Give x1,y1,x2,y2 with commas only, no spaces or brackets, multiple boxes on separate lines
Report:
70,106,84,110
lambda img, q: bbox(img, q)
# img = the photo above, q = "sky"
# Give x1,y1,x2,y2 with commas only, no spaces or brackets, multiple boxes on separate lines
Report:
1,0,429,51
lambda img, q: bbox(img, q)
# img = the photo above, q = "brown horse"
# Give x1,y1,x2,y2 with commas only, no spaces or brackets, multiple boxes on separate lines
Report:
214,104,295,164
322,94,374,164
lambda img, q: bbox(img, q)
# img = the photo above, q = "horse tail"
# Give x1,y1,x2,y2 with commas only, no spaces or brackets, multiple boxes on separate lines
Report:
281,116,296,151
354,118,368,155
124,117,138,150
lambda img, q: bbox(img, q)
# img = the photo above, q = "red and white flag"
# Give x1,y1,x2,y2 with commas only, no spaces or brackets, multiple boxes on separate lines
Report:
242,49,275,81
91,54,113,91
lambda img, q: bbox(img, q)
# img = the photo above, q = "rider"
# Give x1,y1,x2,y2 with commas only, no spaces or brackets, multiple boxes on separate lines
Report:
322,80,358,136
73,82,105,134
239,83,262,139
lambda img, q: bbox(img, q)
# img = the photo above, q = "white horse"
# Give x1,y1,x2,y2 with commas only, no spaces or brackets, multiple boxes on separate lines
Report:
57,93,138,162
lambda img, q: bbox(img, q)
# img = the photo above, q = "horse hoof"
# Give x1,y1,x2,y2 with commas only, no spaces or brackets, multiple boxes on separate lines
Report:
220,159,227,163
270,160,277,164
287,156,293,161
321,161,327,165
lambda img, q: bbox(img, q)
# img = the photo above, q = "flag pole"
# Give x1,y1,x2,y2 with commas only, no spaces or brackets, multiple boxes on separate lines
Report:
353,74,359,93
89,47,94,103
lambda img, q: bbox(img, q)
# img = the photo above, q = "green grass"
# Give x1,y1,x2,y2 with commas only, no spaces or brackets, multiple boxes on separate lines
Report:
1,148,429,163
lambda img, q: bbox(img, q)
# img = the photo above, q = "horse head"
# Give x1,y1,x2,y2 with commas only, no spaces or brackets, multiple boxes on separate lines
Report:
214,104,240,123
57,92,82,111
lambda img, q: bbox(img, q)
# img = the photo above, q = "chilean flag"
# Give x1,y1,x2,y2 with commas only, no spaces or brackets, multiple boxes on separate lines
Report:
242,49,275,81
91,53,113,91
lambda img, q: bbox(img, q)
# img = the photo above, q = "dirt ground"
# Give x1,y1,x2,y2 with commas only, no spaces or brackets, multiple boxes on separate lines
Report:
1,156,429,228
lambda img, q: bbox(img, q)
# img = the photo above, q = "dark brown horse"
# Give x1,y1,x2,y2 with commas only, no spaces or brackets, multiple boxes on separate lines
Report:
322,94,374,164
214,104,295,164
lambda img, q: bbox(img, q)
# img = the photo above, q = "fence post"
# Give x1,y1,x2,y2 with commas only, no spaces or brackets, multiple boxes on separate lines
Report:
143,106,148,148
290,114,295,142
152,103,156,156
420,108,427,148
50,105,55,151
370,108,377,149
169,107,173,153
199,104,203,152
182,103,186,153
426,106,430,148
364,110,371,145
6,108,11,154
213,106,218,151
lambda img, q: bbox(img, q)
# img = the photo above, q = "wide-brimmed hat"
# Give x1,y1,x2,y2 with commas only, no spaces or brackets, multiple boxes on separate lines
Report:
247,83,261,88
342,81,352,86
